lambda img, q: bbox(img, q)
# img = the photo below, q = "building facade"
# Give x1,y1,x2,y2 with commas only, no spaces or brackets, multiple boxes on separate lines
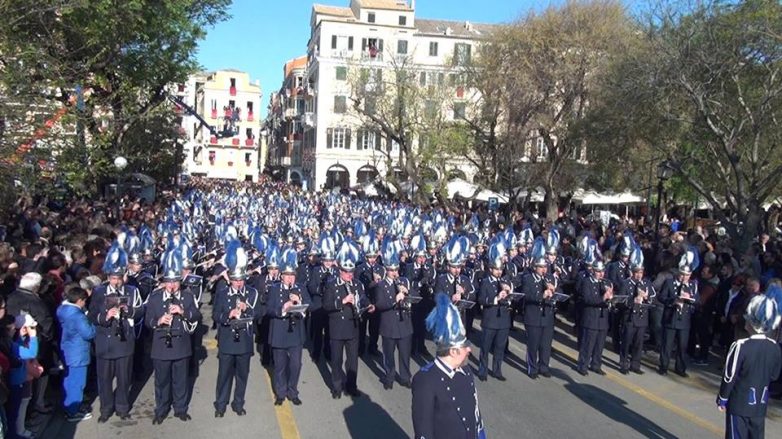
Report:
179,69,263,182
266,55,308,186
293,0,495,191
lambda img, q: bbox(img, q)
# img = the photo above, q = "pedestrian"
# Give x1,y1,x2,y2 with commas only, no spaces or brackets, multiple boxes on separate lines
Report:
717,294,781,438
57,287,95,422
8,314,39,439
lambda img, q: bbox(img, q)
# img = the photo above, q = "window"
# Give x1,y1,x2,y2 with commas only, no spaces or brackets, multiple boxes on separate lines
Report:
425,100,438,119
296,98,305,115
368,12,375,23
334,96,347,113
357,129,379,150
336,66,347,81
362,38,384,57
326,127,351,149
365,95,376,115
208,150,216,164
331,35,337,49
247,102,253,113
429,41,438,57
348,36,354,51
397,40,408,54
387,137,400,153
230,78,236,88
399,15,407,26
454,43,472,65
453,102,466,119
419,72,427,86
536,137,548,159
245,153,252,163
246,128,254,138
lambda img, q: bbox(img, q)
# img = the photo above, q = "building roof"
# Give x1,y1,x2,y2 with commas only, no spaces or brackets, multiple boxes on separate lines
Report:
415,18,499,38
284,56,308,78
313,4,355,18
356,0,413,11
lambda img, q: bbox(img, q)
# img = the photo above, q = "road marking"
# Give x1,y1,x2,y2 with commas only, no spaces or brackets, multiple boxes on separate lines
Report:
506,332,723,437
263,370,302,439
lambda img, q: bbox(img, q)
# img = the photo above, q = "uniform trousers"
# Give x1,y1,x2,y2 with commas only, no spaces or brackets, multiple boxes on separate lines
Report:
725,414,765,439
97,355,133,416
309,309,330,359
660,327,690,373
578,328,607,371
153,357,189,417
525,324,554,375
330,337,359,393
272,346,302,399
214,353,251,411
381,336,412,385
620,324,647,370
479,327,509,376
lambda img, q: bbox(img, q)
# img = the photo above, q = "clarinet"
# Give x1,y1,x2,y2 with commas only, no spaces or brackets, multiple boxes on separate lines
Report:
395,279,409,322
675,281,685,318
233,294,245,341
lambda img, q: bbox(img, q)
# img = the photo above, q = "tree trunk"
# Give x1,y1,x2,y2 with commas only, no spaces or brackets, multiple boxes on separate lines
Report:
544,179,558,220
736,203,763,255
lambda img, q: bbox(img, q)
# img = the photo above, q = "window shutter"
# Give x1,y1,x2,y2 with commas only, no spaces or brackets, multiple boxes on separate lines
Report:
348,37,354,51
327,128,333,148
378,39,384,52
345,129,352,150
362,38,367,51
331,35,337,49
419,72,426,86
375,131,382,150
357,129,364,150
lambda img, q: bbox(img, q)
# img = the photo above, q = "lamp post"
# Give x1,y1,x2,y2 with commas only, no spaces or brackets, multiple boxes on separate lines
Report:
652,160,673,273
114,156,127,220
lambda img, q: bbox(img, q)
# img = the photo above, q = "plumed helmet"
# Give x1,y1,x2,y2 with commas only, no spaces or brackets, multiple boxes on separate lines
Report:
103,241,128,277
281,248,298,275
744,294,781,334
426,293,468,350
336,240,360,272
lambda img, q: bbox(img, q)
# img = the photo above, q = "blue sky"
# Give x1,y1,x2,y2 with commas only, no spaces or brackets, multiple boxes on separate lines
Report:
196,0,564,117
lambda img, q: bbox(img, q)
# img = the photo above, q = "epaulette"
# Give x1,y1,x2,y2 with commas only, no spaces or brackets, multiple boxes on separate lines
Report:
420,361,435,372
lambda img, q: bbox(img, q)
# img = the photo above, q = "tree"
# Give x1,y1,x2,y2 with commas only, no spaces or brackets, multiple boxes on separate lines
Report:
593,0,782,251
0,0,230,195
466,0,635,218
347,55,471,205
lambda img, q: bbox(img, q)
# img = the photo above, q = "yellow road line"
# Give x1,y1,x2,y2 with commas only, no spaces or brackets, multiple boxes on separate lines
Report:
508,333,723,437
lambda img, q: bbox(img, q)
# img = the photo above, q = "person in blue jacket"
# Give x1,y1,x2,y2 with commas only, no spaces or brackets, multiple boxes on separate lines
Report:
57,287,96,422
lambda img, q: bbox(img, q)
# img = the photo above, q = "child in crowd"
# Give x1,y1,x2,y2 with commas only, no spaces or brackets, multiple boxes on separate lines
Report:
57,287,95,422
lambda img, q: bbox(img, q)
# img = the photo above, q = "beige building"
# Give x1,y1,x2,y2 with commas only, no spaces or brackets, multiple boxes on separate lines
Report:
179,69,263,182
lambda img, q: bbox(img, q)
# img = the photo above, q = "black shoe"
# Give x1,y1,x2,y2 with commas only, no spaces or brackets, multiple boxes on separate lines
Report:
36,405,54,414
331,390,342,400
152,416,165,425
529,373,539,380
175,413,191,422
98,414,111,423
399,381,411,389
215,410,224,418
383,382,393,390
657,368,668,376
577,368,588,376
234,408,246,416
290,398,302,406
631,368,644,375
274,397,285,406
590,368,606,376
346,388,362,398
118,413,132,421
676,370,689,378
478,374,487,382
494,374,507,381
540,371,552,378
620,368,629,375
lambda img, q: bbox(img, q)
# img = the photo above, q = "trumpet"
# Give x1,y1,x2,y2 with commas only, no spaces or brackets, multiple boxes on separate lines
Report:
287,290,302,333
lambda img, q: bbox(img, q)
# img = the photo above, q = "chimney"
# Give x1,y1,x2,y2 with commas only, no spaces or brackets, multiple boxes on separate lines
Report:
411,0,415,10
465,21,473,31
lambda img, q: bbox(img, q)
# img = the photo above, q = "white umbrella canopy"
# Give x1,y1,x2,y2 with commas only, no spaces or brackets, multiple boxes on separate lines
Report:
447,178,509,203
574,189,645,205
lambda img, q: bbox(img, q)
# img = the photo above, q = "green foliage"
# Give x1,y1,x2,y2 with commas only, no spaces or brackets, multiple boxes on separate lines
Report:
0,0,230,197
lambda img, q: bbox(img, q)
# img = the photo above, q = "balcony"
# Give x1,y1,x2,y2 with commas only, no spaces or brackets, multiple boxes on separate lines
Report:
361,51,383,62
229,86,236,96
232,138,240,146
245,138,254,147
210,135,218,144
284,108,297,119
211,109,218,119
281,157,291,166
247,111,254,122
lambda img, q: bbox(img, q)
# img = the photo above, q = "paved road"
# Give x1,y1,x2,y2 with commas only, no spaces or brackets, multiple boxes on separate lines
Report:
30,306,782,439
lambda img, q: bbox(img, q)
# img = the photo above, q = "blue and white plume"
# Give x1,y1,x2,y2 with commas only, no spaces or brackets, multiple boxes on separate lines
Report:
426,293,468,349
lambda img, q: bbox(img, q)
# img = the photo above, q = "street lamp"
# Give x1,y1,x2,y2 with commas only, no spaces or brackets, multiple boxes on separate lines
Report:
113,156,128,221
652,160,674,272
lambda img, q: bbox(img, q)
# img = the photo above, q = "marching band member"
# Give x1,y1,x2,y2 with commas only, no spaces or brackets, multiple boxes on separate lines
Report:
412,293,486,439
619,245,655,375
523,237,561,379
658,247,700,377
267,248,310,406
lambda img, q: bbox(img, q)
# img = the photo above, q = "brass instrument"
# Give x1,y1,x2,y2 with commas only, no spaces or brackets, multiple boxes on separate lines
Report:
395,278,412,321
